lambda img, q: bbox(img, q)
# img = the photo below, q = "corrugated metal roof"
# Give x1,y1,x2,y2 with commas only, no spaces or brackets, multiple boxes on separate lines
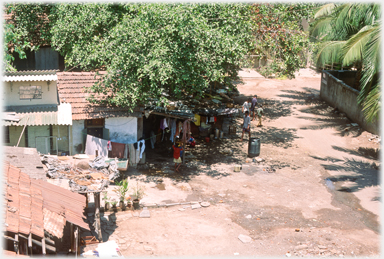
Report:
4,70,58,76
3,74,57,82
4,147,47,181
3,103,72,126
4,161,90,240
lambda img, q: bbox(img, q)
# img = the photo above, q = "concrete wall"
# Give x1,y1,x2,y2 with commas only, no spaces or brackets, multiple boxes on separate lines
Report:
105,117,137,144
320,70,379,135
3,80,58,106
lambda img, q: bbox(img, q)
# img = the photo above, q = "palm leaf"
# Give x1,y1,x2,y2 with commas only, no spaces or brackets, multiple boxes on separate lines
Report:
314,3,336,19
342,25,374,66
314,41,345,67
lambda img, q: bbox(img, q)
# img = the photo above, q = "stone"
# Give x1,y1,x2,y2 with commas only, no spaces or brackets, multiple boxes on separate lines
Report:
318,245,327,249
218,194,226,197
119,239,127,244
140,209,151,218
144,246,152,251
245,215,252,219
254,157,264,162
133,212,139,217
183,205,191,209
178,208,185,211
191,203,201,209
295,244,308,250
238,234,252,243
200,202,210,207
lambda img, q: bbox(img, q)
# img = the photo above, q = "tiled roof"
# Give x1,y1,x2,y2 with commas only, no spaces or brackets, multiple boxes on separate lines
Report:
4,162,90,240
57,71,143,120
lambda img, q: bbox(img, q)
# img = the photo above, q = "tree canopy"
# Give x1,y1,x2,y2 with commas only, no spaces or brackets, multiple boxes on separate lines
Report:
5,3,254,111
310,3,381,122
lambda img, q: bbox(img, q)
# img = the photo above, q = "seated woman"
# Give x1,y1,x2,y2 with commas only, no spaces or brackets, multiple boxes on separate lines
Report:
188,134,196,148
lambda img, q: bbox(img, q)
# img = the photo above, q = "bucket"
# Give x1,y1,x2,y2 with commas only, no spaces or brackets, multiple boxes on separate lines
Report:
215,129,220,139
248,138,260,157
205,137,210,143
234,165,242,172
220,131,224,138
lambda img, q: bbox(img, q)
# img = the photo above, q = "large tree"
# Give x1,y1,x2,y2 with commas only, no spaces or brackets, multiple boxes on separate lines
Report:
310,3,380,122
4,3,253,111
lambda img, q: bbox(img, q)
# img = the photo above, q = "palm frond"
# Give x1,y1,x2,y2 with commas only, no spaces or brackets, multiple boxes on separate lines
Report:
342,25,374,66
314,3,336,19
361,85,380,123
314,41,346,67
309,17,334,39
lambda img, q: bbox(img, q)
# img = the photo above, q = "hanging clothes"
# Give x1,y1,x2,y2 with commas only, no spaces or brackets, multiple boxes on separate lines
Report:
110,142,125,158
209,116,215,123
181,120,191,143
194,114,201,126
107,141,112,151
150,131,156,149
85,135,109,157
206,116,209,124
136,139,146,159
170,119,177,143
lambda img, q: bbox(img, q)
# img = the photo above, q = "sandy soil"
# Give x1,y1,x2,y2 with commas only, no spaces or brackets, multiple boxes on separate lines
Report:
83,68,381,258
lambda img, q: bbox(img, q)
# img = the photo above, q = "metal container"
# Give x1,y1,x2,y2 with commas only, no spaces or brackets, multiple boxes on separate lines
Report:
220,131,224,138
248,137,260,157
215,129,220,139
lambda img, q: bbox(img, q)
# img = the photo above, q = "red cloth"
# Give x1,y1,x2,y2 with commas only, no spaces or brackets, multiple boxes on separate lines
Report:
110,142,125,158
172,145,183,159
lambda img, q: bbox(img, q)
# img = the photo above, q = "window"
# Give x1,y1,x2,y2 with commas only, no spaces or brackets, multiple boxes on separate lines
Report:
19,85,42,100
4,127,10,144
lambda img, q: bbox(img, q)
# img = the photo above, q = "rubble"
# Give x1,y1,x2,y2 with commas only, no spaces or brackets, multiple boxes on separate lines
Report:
41,155,119,193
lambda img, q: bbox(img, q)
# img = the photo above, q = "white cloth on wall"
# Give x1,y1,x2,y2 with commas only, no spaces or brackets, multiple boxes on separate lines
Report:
85,134,109,157
170,119,176,143
150,131,156,149
209,116,215,123
136,139,146,159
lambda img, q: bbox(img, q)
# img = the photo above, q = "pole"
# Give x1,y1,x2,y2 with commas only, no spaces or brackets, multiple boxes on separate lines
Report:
16,116,29,147
42,237,46,255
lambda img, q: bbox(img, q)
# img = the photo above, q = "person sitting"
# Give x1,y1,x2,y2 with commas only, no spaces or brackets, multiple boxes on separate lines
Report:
188,134,196,148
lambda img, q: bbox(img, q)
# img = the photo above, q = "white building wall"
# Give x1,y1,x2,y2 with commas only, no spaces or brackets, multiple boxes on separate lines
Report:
105,117,137,144
3,81,58,106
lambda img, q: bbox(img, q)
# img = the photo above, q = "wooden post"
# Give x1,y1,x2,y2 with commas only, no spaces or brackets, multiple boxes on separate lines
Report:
70,223,74,253
94,192,102,241
75,226,79,258
85,193,88,209
14,234,19,254
42,237,46,255
16,116,29,147
28,233,32,255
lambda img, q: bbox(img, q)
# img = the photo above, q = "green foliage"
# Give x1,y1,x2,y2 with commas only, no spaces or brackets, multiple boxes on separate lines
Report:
132,182,146,201
310,3,381,122
114,179,129,202
250,3,318,78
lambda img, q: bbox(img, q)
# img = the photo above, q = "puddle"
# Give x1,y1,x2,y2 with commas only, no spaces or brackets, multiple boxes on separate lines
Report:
156,183,166,190
325,178,335,190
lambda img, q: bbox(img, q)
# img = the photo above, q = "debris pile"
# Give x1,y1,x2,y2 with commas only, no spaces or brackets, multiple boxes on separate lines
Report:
41,155,120,192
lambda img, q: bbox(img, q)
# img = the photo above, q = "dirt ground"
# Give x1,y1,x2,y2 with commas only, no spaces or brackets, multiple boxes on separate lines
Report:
84,68,381,258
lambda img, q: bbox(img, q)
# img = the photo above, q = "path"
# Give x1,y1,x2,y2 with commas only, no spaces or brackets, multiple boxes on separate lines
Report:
86,68,380,257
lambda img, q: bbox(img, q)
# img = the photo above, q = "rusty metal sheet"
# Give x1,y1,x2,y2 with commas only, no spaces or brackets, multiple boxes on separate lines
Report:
43,208,65,238
65,209,90,231
18,216,31,235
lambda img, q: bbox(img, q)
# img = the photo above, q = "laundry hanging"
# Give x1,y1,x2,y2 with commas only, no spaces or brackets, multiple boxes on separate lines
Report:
110,142,125,158
136,139,146,159
85,135,109,157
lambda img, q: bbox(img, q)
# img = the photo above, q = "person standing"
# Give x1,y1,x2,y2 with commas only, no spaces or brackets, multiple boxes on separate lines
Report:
250,95,258,121
242,99,251,114
256,104,264,127
241,111,251,141
172,142,183,172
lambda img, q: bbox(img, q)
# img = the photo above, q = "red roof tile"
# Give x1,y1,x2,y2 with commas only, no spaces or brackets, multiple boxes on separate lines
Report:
57,71,143,120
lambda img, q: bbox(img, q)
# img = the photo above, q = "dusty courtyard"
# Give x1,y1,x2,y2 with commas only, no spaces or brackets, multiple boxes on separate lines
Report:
84,69,381,257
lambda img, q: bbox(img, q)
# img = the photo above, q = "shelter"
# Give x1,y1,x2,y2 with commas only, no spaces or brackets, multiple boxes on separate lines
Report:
3,162,90,256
